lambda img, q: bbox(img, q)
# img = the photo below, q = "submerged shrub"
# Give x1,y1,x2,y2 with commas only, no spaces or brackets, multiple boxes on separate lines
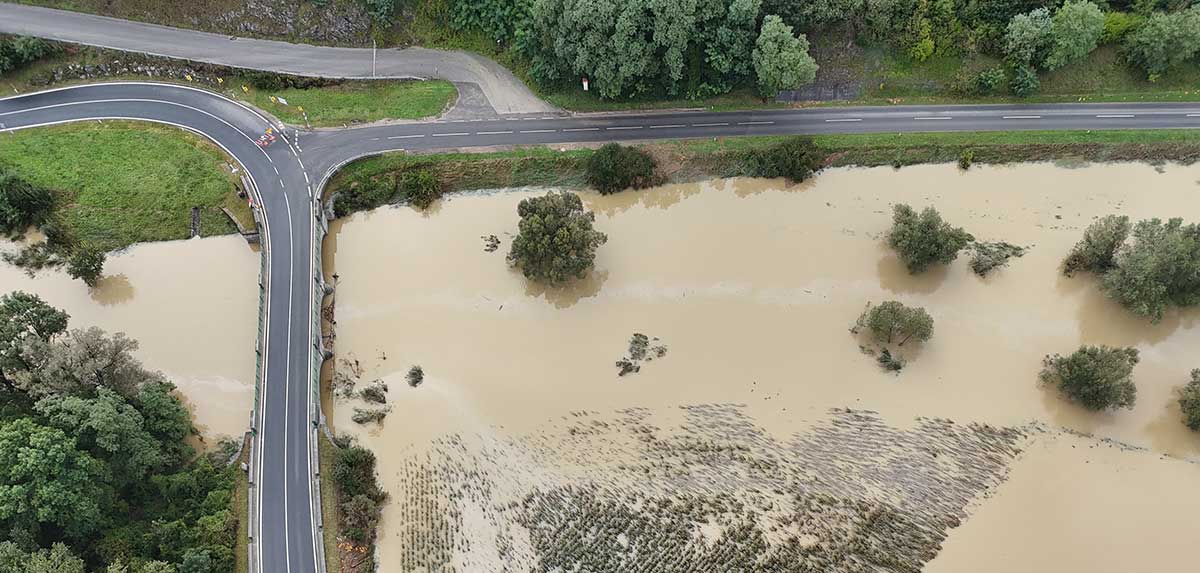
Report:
741,137,825,183
1062,215,1130,276
887,204,974,274
970,242,1026,276
1040,345,1138,411
1099,218,1200,322
1178,369,1200,431
856,301,935,346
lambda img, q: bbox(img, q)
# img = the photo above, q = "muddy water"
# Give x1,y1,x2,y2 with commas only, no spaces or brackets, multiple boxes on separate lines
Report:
0,235,259,440
324,163,1200,570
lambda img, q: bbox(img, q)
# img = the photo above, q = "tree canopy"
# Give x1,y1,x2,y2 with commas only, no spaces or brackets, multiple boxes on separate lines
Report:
752,15,819,98
1125,7,1200,77
1179,369,1200,431
1044,0,1104,70
586,144,658,194
1062,215,1130,276
860,301,934,345
1100,218,1200,322
507,192,608,284
886,204,974,274
1040,345,1138,411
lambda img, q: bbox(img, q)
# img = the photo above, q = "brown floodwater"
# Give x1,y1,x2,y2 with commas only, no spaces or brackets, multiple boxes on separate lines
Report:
0,235,259,440
324,163,1200,571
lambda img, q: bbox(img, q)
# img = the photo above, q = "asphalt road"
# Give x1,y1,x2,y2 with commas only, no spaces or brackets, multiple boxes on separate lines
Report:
0,2,553,115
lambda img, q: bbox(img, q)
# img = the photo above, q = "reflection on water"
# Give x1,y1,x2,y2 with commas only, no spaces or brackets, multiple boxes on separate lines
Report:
0,235,258,439
324,163,1200,570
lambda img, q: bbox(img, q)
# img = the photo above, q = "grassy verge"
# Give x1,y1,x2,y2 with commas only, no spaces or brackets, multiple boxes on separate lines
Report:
319,432,341,573
240,80,456,127
327,129,1200,212
235,439,251,573
0,121,253,251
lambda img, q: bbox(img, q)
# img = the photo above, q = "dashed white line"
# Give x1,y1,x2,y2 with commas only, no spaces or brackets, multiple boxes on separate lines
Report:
649,124,686,129
303,171,310,184
1187,113,1200,117
477,130,514,135
520,129,556,133
387,134,425,139
1096,114,1134,118
563,127,600,132
606,126,643,130
824,118,862,123
693,122,729,127
738,121,775,125
1003,115,1042,119
913,116,952,120
432,132,469,137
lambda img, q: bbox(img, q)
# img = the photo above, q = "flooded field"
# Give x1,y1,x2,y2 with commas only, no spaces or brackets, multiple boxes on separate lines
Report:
324,163,1200,571
0,235,259,440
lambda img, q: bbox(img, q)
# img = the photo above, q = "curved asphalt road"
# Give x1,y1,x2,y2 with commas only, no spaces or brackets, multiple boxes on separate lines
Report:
3,11,1200,573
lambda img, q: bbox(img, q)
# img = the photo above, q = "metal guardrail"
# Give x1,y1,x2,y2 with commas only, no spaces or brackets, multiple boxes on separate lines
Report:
247,203,269,573
309,197,330,572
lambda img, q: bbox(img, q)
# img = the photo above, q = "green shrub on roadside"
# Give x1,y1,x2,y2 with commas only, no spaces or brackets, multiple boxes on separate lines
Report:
1100,11,1143,44
0,36,59,76
585,143,658,194
333,178,396,217
399,169,441,209
741,137,825,183
958,149,974,170
974,66,1006,94
332,443,387,546
1041,345,1138,410
1178,369,1200,431
1009,64,1040,97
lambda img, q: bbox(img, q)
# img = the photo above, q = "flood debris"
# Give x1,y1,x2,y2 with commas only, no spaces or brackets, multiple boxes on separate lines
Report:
482,234,501,252
615,333,668,376
332,357,364,399
361,380,389,404
352,406,391,425
969,241,1027,277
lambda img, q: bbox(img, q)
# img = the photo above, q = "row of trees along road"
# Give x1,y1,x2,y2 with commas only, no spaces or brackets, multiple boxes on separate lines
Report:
422,0,1200,100
0,291,238,573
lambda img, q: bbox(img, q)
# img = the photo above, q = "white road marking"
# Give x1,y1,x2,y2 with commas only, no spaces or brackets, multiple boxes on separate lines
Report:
1187,113,1200,117
1096,114,1134,118
913,116,952,120
432,132,469,136
1003,115,1042,119
520,129,556,133
303,171,310,184
649,124,686,128
824,118,862,122
387,134,424,139
693,122,729,127
563,127,599,132
607,126,643,130
476,130,514,135
738,121,774,125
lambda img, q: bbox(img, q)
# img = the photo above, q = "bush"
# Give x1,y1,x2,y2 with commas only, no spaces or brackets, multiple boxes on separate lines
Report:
66,247,105,287
1009,63,1040,97
0,169,55,235
741,137,825,183
585,144,658,194
0,36,59,76
333,178,396,217
1062,215,1130,276
332,445,385,501
507,191,608,284
974,66,1006,94
1179,369,1200,431
886,204,974,274
958,150,974,170
1040,345,1138,410
399,169,441,209
969,241,1026,276
1100,11,1143,44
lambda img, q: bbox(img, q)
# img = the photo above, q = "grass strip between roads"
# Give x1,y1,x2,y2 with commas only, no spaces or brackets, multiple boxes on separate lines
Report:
327,129,1200,211
0,121,253,252
241,80,457,127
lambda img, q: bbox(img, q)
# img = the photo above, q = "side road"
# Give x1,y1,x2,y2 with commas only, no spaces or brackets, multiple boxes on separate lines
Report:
0,2,556,116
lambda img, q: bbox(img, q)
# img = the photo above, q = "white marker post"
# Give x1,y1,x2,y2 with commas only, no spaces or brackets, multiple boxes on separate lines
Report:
372,39,377,78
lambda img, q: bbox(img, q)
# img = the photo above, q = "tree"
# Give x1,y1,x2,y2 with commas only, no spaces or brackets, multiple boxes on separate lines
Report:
0,292,68,376
0,542,85,573
1100,218,1200,321
752,15,818,98
332,445,385,501
586,144,658,194
34,388,167,487
886,204,974,273
0,418,111,538
507,191,608,284
1125,7,1200,77
66,247,105,287
11,328,156,400
341,494,381,543
1179,369,1200,431
1044,1,1104,70
704,0,763,92
860,301,934,345
1004,8,1052,65
1062,214,1130,276
1040,345,1138,410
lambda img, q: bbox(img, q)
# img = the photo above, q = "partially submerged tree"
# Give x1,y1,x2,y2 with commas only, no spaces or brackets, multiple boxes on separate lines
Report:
858,301,934,346
507,191,608,284
0,291,69,375
1099,218,1200,322
1062,214,1130,276
66,247,106,287
0,169,55,235
1179,369,1200,431
1040,345,1138,411
887,204,973,274
752,15,818,98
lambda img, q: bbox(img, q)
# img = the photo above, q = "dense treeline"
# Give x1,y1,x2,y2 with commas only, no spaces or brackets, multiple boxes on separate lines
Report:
0,291,237,573
419,0,1200,99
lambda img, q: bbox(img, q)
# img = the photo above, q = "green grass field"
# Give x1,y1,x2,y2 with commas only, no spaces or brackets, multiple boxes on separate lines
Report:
243,80,457,127
0,121,252,251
